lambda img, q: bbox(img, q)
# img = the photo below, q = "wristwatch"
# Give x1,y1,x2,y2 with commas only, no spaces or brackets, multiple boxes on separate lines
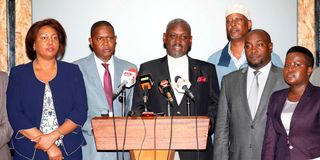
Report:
55,129,64,139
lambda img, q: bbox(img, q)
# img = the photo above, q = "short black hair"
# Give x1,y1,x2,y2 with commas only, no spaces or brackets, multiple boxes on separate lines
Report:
286,46,314,67
90,20,115,37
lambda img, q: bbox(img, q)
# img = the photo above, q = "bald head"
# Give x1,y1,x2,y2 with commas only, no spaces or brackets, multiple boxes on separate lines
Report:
166,18,191,34
245,29,271,44
163,18,192,58
244,29,273,70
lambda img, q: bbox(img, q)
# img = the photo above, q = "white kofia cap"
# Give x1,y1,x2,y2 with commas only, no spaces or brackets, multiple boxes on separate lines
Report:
225,4,250,20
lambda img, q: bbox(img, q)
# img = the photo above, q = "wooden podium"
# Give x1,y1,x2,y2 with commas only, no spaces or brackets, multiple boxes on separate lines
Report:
91,116,209,160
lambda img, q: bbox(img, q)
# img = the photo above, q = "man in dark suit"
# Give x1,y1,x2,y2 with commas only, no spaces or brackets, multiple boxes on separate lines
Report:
213,29,287,160
132,18,219,160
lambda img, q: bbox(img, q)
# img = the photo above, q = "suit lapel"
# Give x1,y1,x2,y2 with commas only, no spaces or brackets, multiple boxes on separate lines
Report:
254,66,276,120
289,83,313,135
160,56,171,80
273,90,288,136
113,56,121,91
87,54,109,108
88,54,105,90
188,57,199,96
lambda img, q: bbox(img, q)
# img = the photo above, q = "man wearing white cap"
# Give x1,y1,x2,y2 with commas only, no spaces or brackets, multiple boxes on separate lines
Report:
207,3,283,88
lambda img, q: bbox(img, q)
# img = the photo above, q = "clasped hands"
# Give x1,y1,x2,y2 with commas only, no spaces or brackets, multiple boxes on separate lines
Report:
31,130,63,160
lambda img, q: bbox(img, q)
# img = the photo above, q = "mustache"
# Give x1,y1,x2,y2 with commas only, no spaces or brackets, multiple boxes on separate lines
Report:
172,44,183,48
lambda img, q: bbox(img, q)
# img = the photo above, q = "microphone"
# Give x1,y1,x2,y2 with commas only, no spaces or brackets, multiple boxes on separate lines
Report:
158,79,174,105
174,76,195,101
139,74,153,104
112,68,138,100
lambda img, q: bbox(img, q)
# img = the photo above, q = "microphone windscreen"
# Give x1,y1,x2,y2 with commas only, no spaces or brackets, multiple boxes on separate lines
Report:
128,68,138,77
139,74,153,90
158,79,174,104
121,69,137,87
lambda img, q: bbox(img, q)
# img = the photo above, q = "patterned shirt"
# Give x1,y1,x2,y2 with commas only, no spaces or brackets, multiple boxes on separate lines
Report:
39,84,62,146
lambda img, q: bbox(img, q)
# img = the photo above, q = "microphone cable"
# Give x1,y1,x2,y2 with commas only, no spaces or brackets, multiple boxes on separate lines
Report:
121,111,132,160
137,116,147,160
167,101,174,160
153,115,158,160
193,96,199,160
110,105,119,160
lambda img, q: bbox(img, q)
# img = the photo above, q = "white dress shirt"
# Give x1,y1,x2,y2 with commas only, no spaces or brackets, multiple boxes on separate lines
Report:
167,54,189,105
246,62,272,117
228,44,247,69
94,53,115,90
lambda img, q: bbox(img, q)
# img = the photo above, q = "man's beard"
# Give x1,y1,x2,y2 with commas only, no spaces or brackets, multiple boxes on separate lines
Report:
247,60,264,69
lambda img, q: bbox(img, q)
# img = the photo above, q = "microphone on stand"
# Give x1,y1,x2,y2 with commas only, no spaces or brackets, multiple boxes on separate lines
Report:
158,79,174,106
139,74,153,104
174,76,195,101
112,68,138,100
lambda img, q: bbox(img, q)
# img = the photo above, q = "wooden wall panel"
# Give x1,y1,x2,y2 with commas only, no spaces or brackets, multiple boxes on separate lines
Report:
298,0,315,58
16,0,31,65
0,0,8,72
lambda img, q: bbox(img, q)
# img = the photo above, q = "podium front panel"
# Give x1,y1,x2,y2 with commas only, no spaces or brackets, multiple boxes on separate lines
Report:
91,116,209,150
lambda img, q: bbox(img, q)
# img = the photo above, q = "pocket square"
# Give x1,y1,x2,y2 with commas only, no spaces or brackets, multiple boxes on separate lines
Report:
197,76,207,83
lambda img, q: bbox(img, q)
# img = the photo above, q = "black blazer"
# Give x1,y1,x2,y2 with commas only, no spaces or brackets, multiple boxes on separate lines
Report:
132,55,219,160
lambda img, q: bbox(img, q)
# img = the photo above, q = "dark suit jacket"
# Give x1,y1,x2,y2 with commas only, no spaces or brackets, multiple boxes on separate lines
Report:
262,83,320,160
6,61,88,159
132,55,219,160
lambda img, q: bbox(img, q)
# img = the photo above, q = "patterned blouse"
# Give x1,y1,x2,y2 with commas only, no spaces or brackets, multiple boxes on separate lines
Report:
39,84,62,146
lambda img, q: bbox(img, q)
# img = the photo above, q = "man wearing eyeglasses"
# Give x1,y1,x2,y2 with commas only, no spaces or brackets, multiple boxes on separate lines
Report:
207,3,283,88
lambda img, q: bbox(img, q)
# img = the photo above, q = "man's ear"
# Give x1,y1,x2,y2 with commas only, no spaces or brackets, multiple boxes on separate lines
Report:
163,33,167,49
268,42,273,53
163,32,166,44
247,20,252,31
88,37,92,45
307,67,313,77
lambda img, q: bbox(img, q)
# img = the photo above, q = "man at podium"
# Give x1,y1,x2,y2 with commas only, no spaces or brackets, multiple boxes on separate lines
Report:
132,18,219,160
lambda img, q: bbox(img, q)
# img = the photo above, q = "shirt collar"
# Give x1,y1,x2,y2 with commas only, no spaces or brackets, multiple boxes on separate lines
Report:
167,54,188,63
228,43,246,68
248,61,272,74
93,52,114,66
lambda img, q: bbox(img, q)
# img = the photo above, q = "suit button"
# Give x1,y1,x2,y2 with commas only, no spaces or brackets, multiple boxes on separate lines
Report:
251,125,254,129
289,145,293,149
177,111,181,115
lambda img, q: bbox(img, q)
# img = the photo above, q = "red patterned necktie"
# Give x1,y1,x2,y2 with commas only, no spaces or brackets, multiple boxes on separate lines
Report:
102,63,113,111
